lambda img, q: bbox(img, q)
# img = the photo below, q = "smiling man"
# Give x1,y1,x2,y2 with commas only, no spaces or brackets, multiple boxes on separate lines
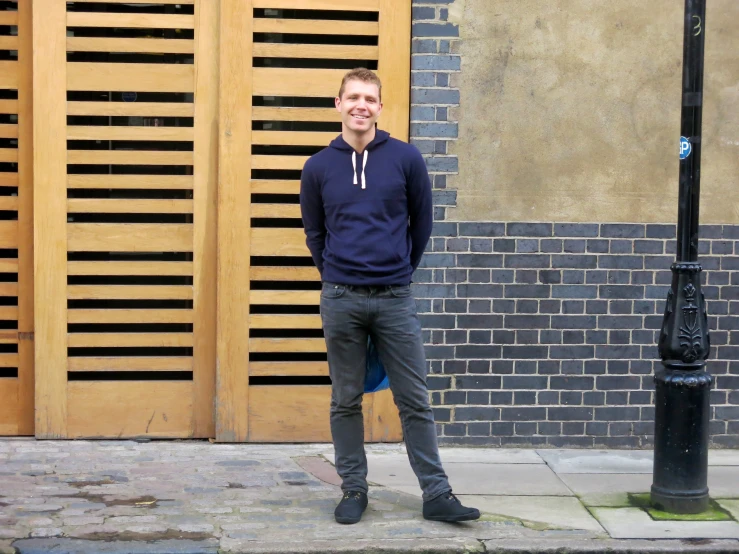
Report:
299,68,480,525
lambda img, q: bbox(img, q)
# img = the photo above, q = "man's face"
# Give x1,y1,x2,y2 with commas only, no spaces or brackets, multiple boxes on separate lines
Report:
335,79,383,134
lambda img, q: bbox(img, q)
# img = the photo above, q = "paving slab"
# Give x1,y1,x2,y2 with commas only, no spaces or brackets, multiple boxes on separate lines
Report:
557,473,654,507
591,507,739,539
456,495,606,534
709,451,739,466
538,449,653,474
708,467,739,498
717,499,739,520
366,457,573,496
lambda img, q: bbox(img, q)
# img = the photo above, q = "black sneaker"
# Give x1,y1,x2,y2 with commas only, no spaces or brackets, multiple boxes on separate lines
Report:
334,491,368,524
423,492,481,522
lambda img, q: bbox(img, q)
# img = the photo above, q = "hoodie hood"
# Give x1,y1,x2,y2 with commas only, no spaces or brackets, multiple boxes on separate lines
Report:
329,130,390,189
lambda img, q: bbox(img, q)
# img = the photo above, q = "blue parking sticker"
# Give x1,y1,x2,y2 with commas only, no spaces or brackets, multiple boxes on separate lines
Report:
680,136,692,160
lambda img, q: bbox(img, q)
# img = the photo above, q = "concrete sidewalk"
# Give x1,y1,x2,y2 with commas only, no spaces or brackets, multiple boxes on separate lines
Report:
0,439,738,553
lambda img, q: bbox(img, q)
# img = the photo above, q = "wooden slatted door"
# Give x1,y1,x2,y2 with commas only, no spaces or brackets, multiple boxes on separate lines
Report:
0,1,33,436
218,0,410,442
34,0,218,438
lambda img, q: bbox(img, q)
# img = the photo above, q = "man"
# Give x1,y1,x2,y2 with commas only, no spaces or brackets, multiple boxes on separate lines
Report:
300,68,480,525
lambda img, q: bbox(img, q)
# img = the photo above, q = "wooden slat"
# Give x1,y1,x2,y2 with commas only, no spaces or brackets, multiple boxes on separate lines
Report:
217,0,253,443
253,18,377,36
0,220,17,249
0,173,19,187
251,155,308,171
253,0,379,10
68,63,194,93
68,357,193,371
249,361,329,377
250,290,319,305
248,385,373,443
33,0,68,438
68,333,194,348
0,282,19,296
192,0,219,438
67,126,194,141
67,37,194,54
0,11,19,26
0,196,18,211
0,259,18,273
0,306,19,320
252,130,335,147
0,331,18,344
0,379,19,436
250,179,300,194
17,0,36,436
253,68,344,97
67,199,194,214
66,12,195,30
68,150,193,166
68,223,192,252
250,266,320,281
252,107,338,122
253,43,378,60
68,261,193,276
0,36,18,52
250,203,301,218
68,101,193,117
0,353,19,368
0,61,18,89
68,309,193,324
249,314,322,329
251,228,309,256
68,285,193,300
0,149,18,163
249,338,326,353
0,100,18,114
68,174,193,190
0,124,18,139
67,381,193,439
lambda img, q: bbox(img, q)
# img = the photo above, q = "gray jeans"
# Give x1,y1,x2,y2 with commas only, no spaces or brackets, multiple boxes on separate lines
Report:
320,282,451,502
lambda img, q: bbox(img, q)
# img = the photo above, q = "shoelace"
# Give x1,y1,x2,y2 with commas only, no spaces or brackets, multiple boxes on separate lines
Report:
445,493,461,503
343,491,363,501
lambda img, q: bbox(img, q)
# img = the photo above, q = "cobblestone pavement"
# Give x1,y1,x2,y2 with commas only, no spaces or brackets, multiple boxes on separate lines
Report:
0,439,737,553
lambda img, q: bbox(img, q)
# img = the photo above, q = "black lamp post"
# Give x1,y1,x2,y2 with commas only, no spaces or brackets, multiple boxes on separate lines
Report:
651,0,712,514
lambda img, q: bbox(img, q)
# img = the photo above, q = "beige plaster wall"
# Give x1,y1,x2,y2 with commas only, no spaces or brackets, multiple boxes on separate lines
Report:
447,0,739,224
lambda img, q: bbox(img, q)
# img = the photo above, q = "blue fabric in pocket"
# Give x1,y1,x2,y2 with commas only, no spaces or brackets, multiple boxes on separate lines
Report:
364,336,390,393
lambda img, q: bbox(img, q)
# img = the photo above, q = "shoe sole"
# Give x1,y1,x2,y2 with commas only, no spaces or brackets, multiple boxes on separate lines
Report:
335,516,362,524
424,512,481,523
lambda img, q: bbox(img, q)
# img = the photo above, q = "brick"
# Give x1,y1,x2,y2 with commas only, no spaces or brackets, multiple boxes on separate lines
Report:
601,224,645,238
610,240,633,254
505,254,551,268
551,315,597,329
596,376,642,390
539,270,561,284
552,255,598,269
412,55,460,71
550,376,594,390
587,240,610,254
540,300,561,314
491,422,515,435
584,391,606,405
444,299,467,313
410,105,436,121
411,88,460,105
561,360,584,374
442,423,466,436
514,422,538,435
599,285,644,299
538,390,560,404
455,407,500,422
598,255,644,270
426,156,458,172
493,299,515,313
552,285,597,299
467,391,490,404
413,22,459,37
457,284,504,298
516,300,538,314
563,270,585,284
598,316,643,330
456,345,502,359
412,283,456,297
457,314,504,328
419,314,456,328
503,375,549,389
586,330,608,344
561,391,583,405
554,223,600,237
436,73,449,86
540,330,562,344
470,238,492,252
459,223,506,236
467,422,491,436
468,360,491,373
502,345,549,359
505,314,550,329
562,330,585,344
412,72,436,86
538,422,562,435
493,239,516,253
412,6,437,19
493,330,515,344
507,223,552,237
635,240,664,254
632,271,655,285
417,253,455,269
549,345,594,359
516,239,540,253
563,239,586,253
646,224,676,239
586,270,608,284
468,269,491,283
505,285,550,298
562,300,585,314
412,122,458,138
457,254,504,268
515,270,538,284
501,407,547,421
542,239,564,253
548,407,593,421
491,360,514,374
594,407,641,421
456,375,502,389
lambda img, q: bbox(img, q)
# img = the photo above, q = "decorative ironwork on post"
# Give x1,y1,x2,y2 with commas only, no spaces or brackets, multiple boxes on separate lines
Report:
651,0,712,514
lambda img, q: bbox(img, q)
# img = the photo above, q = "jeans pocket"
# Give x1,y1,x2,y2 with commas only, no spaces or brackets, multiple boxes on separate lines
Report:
389,285,412,298
321,283,347,299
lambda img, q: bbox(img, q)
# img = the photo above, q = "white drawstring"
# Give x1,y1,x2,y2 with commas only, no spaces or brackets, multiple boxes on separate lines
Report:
351,150,369,189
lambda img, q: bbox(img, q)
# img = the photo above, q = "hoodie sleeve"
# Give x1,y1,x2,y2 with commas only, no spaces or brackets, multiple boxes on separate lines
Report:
406,147,433,272
299,157,326,274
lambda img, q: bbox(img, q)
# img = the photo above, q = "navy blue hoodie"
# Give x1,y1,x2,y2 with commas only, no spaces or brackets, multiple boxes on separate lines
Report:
300,130,433,286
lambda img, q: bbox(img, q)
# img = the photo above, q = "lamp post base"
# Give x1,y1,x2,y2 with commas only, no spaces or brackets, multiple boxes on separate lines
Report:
650,484,709,514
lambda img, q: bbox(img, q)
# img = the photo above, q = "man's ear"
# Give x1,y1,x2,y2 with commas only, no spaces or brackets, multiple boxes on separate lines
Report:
335,96,342,112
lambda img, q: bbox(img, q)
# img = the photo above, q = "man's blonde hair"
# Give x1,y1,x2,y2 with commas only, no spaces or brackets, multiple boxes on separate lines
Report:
338,68,382,101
